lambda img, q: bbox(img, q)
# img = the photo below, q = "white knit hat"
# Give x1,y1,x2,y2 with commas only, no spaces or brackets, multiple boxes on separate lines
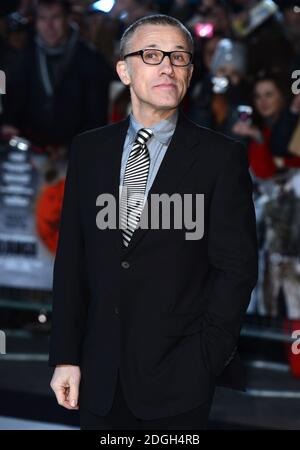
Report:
211,39,247,76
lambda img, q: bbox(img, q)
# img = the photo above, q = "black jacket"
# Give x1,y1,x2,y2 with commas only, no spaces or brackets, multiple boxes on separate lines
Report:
2,38,113,147
48,108,258,420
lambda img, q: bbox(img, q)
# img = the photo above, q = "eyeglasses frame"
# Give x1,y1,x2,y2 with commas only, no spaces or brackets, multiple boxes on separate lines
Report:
123,48,193,67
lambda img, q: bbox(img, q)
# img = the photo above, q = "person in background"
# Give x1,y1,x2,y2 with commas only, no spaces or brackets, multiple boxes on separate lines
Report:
281,0,300,55
187,32,223,121
109,0,157,27
189,38,251,142
232,71,300,179
1,0,113,151
0,11,32,78
196,0,233,37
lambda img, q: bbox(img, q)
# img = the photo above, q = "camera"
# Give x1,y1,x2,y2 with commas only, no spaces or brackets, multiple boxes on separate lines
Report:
236,105,253,124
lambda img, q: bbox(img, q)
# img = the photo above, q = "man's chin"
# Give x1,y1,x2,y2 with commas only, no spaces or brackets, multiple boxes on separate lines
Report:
152,100,180,110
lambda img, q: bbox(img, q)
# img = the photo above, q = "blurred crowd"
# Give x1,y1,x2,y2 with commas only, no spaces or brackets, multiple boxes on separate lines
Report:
0,0,299,174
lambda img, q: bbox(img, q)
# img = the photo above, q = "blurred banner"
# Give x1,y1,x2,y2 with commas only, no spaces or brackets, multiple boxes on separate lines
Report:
0,137,66,290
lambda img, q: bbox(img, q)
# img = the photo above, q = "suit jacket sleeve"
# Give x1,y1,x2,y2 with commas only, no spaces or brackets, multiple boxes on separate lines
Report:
48,135,89,367
201,141,258,377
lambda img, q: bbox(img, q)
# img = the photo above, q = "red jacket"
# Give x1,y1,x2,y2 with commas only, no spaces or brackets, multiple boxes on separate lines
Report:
248,127,300,179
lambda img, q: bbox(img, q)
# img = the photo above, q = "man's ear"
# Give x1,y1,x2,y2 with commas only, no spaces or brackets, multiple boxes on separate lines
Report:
116,60,131,86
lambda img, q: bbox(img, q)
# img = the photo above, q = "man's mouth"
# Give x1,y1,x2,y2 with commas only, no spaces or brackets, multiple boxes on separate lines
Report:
154,83,177,89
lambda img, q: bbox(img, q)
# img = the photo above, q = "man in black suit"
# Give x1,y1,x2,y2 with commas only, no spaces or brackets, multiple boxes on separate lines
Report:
49,14,258,430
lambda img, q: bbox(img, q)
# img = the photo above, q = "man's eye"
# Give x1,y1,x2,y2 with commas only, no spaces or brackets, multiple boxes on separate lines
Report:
145,52,158,59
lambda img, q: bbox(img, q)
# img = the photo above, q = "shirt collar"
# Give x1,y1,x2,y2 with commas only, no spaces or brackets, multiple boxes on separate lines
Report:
127,109,178,145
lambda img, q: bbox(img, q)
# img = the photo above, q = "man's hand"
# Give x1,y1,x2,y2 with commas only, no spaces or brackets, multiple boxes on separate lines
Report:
232,121,262,141
50,365,81,410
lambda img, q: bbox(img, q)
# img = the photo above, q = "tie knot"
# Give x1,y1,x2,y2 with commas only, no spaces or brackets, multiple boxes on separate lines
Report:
135,128,153,146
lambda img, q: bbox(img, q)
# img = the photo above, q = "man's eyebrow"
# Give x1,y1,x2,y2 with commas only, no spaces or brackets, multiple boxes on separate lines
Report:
144,44,188,50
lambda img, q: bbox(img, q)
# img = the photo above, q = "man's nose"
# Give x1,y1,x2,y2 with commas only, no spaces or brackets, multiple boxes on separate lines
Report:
159,55,175,74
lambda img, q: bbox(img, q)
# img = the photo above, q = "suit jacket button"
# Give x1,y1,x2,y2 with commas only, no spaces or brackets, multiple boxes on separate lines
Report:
121,261,130,269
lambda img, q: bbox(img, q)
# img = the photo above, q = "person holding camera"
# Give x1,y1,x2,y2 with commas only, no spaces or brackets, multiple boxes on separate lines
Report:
232,72,300,179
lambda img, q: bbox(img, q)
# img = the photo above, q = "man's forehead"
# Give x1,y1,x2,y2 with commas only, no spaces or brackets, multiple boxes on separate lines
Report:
131,25,189,49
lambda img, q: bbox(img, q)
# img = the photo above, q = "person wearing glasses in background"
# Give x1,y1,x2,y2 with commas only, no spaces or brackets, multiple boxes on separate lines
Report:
48,14,258,430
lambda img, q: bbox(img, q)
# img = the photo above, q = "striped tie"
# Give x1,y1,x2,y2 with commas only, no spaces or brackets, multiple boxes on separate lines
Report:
120,127,153,247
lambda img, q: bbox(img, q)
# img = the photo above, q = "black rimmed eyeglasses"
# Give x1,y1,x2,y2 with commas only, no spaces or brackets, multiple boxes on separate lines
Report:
123,48,193,67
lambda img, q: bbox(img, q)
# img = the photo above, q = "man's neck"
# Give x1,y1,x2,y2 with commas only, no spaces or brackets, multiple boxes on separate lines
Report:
130,107,178,128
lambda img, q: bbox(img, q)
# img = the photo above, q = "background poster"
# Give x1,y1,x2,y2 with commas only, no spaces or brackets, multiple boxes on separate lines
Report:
0,139,66,290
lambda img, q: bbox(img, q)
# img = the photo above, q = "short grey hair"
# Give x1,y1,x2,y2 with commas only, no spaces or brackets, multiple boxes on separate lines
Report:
119,14,194,59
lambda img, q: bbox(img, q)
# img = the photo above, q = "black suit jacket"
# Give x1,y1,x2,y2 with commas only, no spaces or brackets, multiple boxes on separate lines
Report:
48,108,258,420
